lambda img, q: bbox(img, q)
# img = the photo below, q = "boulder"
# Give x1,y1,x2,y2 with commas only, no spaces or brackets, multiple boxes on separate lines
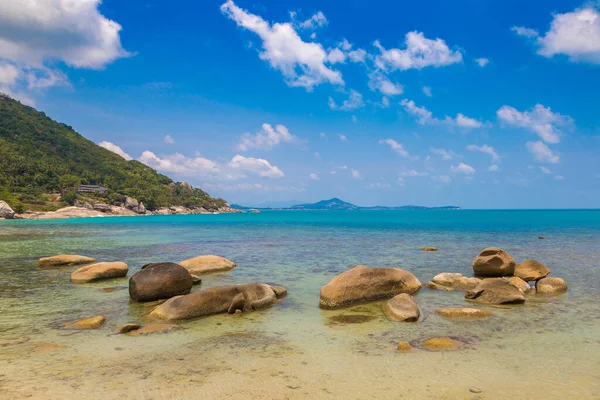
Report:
426,281,453,291
319,265,422,309
382,293,420,322
136,202,146,214
179,255,236,275
128,324,178,336
435,308,492,321
420,247,438,251
92,203,111,212
514,260,550,281
64,316,105,329
150,283,285,320
129,262,193,302
507,276,534,294
427,273,481,291
124,196,139,210
0,200,15,219
472,248,515,277
420,337,463,351
536,277,568,294
71,262,128,283
465,278,525,305
454,276,482,291
431,272,462,287
37,254,96,268
180,181,193,190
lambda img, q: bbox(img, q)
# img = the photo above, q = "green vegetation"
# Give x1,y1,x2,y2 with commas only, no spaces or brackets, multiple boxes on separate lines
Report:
0,94,227,211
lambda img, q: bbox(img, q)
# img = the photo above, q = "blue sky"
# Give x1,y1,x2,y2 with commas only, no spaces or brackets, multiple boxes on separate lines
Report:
1,0,599,208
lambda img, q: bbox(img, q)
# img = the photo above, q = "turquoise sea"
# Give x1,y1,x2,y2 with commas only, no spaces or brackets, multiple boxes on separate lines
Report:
1,210,600,399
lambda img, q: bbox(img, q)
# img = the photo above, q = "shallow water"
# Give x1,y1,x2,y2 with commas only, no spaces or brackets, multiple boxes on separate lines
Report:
1,210,600,399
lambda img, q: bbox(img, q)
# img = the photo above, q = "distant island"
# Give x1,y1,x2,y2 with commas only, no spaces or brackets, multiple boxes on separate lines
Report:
231,198,460,211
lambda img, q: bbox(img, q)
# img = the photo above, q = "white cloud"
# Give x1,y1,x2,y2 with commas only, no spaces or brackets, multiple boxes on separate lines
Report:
489,164,499,172
204,183,305,192
366,181,391,189
512,26,539,38
237,123,297,151
221,1,343,90
400,99,434,124
397,177,405,186
540,166,551,174
451,162,476,174
351,115,358,123
327,48,346,64
374,32,462,71
98,141,133,161
381,96,390,108
430,148,454,160
339,39,352,51
497,104,572,144
448,113,483,128
309,173,320,180
338,134,347,141
348,48,367,63
351,169,362,179
329,89,364,111
555,175,565,181
475,58,490,67
297,11,328,30
422,86,432,97
402,169,428,177
526,141,560,164
139,151,221,176
0,62,20,85
379,139,414,159
466,144,500,162
368,72,403,96
228,155,284,177
164,135,175,144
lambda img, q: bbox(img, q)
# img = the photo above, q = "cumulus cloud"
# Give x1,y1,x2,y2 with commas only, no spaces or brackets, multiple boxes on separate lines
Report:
98,141,133,161
221,1,343,90
379,139,415,159
512,26,539,38
309,173,320,180
466,144,500,162
228,155,284,177
237,123,297,151
164,135,175,144
139,151,221,176
327,48,346,64
348,48,367,63
526,141,560,164
430,148,454,160
497,104,572,144
293,11,328,30
400,99,434,124
475,57,490,67
368,72,403,96
451,162,476,174
374,32,462,71
329,89,364,111
447,113,483,128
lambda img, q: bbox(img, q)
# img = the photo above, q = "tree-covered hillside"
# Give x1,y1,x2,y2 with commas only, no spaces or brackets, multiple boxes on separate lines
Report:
0,94,226,211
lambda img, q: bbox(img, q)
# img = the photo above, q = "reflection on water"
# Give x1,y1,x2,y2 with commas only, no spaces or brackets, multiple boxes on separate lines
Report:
1,210,600,399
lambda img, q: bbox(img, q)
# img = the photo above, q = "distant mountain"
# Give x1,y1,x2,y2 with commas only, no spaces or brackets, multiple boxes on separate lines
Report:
234,198,460,211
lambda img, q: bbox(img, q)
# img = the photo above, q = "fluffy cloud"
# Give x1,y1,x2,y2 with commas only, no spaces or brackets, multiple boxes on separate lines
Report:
368,72,403,96
466,144,500,162
475,58,490,67
348,48,367,63
327,48,346,64
139,151,221,176
228,155,284,177
379,139,414,159
400,99,434,124
374,32,462,71
447,113,483,128
451,162,476,174
204,183,305,192
98,141,133,161
514,6,600,64
237,123,297,151
309,173,320,180
296,11,328,30
497,104,572,144
430,148,454,160
221,1,343,90
526,141,560,164
164,135,175,144
329,89,364,111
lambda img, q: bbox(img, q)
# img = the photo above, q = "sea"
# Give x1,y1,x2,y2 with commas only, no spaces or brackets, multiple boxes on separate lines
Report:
1,209,599,399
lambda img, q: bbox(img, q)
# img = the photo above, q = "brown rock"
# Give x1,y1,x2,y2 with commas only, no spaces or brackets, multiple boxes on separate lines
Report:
382,293,420,322
426,281,454,291
514,260,550,281
0,200,15,219
472,248,515,277
319,265,422,309
129,262,193,302
150,283,284,320
128,324,178,336
64,316,106,330
397,342,413,353
453,276,482,291
115,324,142,334
435,308,492,321
271,285,288,298
427,273,481,291
465,278,525,305
507,276,534,294
71,262,128,283
37,254,96,268
421,337,463,351
179,255,236,275
420,247,438,251
536,277,568,294
431,272,462,287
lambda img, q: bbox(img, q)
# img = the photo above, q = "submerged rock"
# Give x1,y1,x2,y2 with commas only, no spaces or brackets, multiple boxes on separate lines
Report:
420,247,438,252
37,254,96,268
514,260,550,281
150,283,285,320
465,278,525,305
64,316,106,330
70,262,128,283
420,337,464,351
435,308,492,321
128,324,178,336
328,314,375,325
129,262,193,302
179,255,236,275
382,293,420,322
536,277,568,294
319,265,422,309
472,247,515,277
397,342,413,353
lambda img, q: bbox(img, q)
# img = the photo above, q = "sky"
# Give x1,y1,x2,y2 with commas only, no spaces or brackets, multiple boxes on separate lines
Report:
0,0,599,208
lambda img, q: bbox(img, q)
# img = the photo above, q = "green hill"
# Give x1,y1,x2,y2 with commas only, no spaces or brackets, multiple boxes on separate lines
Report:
0,94,226,212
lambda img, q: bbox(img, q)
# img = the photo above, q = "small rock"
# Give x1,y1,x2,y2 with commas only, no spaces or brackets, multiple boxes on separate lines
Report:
64,316,106,330
420,337,464,351
33,343,62,352
71,261,128,283
115,324,142,334
465,278,526,305
420,247,438,252
397,342,413,353
37,255,96,268
507,276,534,294
470,387,483,394
538,236,545,240
436,308,492,321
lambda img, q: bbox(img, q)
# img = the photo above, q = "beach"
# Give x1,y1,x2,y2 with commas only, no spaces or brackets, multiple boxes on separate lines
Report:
1,210,599,399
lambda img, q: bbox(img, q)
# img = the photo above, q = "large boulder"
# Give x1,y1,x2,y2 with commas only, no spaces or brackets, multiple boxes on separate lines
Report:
129,262,193,302
0,200,15,219
381,293,420,322
150,283,286,320
124,196,139,210
71,262,128,283
427,273,481,291
472,248,515,277
465,278,525,305
536,277,568,294
514,260,550,281
37,254,96,268
319,265,422,309
179,255,236,275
